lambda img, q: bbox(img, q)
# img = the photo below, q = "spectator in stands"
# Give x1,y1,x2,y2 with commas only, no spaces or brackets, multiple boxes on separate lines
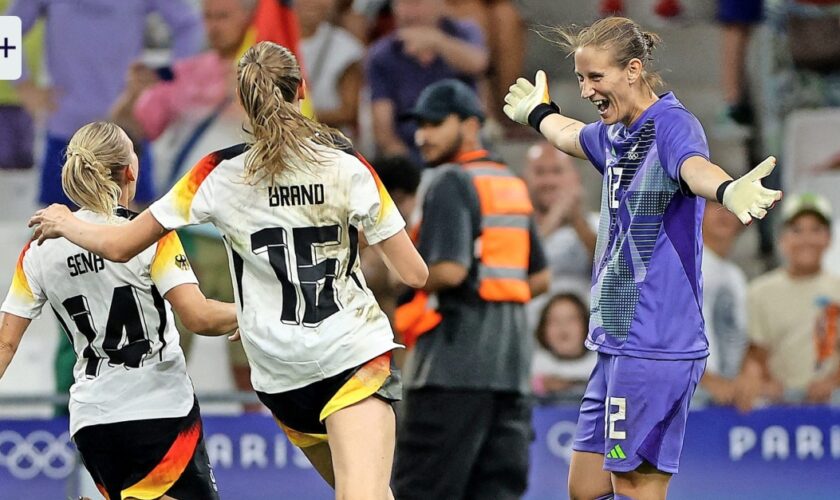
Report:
111,0,251,182
0,0,42,170
698,203,749,406
443,0,525,130
717,0,762,137
366,0,488,162
299,0,366,137
111,0,257,411
531,293,597,398
599,0,683,18
736,193,840,411
8,0,203,206
334,0,389,43
522,141,597,299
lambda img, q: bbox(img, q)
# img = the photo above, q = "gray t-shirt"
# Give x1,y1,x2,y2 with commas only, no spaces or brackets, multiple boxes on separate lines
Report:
404,164,547,394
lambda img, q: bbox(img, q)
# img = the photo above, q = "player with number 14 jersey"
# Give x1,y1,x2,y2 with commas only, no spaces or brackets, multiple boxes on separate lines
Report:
1,121,237,499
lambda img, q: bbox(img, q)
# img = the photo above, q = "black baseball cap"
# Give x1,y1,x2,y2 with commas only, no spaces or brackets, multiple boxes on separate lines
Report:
406,79,485,123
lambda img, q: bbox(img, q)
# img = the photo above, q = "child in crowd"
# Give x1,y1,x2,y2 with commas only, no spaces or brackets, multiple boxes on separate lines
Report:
532,293,598,397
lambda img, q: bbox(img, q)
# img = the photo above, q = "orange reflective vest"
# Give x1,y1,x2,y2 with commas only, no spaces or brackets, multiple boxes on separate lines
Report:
463,160,534,303
395,153,534,348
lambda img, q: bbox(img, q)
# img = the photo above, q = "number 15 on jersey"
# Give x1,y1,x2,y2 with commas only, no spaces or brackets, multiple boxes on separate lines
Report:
251,224,355,327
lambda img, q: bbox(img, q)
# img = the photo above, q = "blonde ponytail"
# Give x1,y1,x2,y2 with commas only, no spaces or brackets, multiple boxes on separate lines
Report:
237,41,342,184
61,122,131,217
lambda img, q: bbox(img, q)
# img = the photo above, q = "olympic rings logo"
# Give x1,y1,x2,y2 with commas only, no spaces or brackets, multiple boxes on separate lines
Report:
0,430,76,479
546,420,577,464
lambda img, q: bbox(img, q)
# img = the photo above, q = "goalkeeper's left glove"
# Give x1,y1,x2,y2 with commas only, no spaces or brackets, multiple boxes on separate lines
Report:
718,156,783,225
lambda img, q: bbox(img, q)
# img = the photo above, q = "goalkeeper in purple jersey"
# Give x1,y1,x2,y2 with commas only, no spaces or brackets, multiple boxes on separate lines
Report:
503,17,781,500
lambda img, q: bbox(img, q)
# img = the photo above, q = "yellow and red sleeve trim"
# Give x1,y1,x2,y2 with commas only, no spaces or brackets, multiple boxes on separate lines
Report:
354,151,396,225
10,241,34,302
171,151,225,223
150,231,189,284
121,420,201,500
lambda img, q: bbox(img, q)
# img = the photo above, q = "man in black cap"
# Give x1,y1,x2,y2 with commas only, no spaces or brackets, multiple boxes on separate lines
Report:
393,79,550,499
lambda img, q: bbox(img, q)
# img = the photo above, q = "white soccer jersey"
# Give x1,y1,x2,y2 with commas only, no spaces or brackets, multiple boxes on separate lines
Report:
1,209,197,435
149,142,405,393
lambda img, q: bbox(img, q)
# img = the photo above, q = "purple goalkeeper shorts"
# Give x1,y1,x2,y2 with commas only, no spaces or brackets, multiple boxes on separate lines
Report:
573,352,705,474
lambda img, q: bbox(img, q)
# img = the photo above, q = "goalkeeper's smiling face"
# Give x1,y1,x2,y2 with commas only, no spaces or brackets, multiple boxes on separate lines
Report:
574,46,649,127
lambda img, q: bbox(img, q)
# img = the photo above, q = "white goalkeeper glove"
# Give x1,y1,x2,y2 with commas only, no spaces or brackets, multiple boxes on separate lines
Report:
503,70,560,131
719,156,783,225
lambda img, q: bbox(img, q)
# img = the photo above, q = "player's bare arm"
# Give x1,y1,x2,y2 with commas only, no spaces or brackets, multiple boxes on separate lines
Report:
29,207,167,262
165,284,238,337
422,261,468,293
371,229,428,289
0,313,30,380
503,70,588,159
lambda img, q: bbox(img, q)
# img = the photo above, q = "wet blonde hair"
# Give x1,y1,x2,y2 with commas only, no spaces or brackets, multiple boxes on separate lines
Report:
61,122,132,217
237,41,340,184
543,17,664,94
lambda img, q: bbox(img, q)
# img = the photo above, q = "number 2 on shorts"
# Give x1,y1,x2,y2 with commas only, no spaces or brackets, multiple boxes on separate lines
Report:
607,396,626,440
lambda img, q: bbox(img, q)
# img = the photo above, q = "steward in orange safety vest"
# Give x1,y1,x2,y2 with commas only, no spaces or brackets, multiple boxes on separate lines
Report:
395,150,534,347
392,78,548,499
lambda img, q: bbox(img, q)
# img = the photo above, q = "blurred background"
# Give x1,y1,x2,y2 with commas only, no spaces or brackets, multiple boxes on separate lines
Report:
1,0,839,498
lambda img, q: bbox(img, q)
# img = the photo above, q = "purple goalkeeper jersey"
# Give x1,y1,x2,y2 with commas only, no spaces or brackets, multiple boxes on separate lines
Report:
579,92,709,360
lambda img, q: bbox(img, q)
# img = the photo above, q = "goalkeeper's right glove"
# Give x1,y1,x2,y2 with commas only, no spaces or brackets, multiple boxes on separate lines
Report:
503,70,560,132
718,156,783,225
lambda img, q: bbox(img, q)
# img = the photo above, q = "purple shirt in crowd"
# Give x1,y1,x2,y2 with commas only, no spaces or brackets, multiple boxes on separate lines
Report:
579,92,710,360
8,0,204,138
366,18,484,162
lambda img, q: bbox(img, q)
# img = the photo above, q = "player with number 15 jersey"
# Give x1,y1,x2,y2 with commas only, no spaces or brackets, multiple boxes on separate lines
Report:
150,140,404,395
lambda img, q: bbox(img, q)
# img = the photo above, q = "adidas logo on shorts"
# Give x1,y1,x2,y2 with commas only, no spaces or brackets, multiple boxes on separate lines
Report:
607,444,626,460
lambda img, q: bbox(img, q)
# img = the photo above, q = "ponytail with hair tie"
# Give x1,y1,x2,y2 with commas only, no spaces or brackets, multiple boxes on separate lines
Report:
237,41,342,184
61,122,132,219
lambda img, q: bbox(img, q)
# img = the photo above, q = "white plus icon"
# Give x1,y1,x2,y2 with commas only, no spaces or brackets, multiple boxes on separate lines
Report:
0,16,22,80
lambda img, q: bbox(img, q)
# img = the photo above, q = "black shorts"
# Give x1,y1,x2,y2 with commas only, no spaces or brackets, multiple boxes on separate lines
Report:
394,388,533,500
73,399,219,500
257,352,401,447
